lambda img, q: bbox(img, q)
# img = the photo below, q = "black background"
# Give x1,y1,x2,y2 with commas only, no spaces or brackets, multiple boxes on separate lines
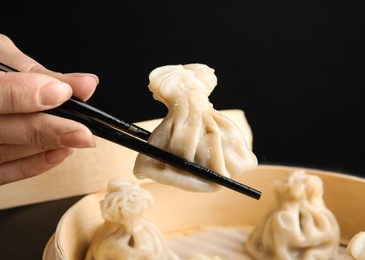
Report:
2,1,364,176
1,2,365,259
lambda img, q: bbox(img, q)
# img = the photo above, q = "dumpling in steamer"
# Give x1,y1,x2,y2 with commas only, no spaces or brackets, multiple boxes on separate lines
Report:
346,231,365,260
85,177,179,260
133,64,257,192
245,170,340,260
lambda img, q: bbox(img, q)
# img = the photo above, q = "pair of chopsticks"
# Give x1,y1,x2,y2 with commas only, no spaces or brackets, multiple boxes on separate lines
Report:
0,62,261,200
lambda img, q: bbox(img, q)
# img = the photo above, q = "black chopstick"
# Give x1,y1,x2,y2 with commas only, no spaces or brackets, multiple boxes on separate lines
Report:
62,98,151,141
1,62,151,140
47,106,262,199
0,62,262,200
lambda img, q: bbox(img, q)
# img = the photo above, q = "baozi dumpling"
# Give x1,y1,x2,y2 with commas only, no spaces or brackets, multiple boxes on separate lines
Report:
85,177,179,260
133,63,257,192
187,253,223,260
245,170,340,260
346,231,365,260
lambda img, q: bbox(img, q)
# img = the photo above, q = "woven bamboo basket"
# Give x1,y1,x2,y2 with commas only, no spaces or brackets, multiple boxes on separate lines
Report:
42,168,365,259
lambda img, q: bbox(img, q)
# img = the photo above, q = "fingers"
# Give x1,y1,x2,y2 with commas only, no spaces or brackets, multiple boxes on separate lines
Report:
0,33,99,185
28,70,99,102
0,113,96,148
56,73,98,101
0,34,42,71
0,72,73,113
0,144,49,164
0,148,74,185
0,112,95,185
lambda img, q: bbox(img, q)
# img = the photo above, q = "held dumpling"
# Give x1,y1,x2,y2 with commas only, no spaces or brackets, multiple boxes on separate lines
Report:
133,64,257,192
85,177,179,260
245,170,340,260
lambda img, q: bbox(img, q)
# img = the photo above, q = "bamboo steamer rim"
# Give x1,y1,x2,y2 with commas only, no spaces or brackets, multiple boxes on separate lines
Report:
44,164,365,260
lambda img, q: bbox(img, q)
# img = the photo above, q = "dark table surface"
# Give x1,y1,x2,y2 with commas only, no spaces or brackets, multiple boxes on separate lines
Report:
0,195,85,260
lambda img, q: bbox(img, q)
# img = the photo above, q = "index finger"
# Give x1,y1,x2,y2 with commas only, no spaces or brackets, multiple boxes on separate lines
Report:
0,34,44,72
0,34,98,101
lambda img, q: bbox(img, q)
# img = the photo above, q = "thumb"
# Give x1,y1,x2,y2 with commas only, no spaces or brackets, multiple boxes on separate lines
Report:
0,71,72,114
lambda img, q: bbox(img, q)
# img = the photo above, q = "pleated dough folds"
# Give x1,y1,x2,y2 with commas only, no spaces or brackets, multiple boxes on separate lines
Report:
85,177,179,260
133,64,257,192
246,170,340,260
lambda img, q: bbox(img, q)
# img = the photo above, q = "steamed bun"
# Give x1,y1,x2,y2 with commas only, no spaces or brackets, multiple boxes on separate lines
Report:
246,170,340,260
133,64,257,192
85,177,179,260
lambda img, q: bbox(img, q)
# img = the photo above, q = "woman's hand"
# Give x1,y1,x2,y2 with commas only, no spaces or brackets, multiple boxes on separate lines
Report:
0,33,99,185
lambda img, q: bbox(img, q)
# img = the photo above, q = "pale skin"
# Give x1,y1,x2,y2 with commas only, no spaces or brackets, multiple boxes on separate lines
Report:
0,33,98,185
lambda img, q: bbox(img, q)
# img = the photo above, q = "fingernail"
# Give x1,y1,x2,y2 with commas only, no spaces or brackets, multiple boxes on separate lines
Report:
82,73,99,84
60,130,96,148
45,148,74,165
68,73,99,85
39,82,72,106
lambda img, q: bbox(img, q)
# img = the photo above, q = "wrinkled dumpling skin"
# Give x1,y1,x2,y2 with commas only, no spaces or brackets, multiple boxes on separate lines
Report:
245,170,340,260
346,231,365,260
133,64,257,192
85,177,180,260
187,253,223,260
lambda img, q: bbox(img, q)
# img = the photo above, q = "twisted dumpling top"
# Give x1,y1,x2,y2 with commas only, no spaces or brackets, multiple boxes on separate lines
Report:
133,63,257,192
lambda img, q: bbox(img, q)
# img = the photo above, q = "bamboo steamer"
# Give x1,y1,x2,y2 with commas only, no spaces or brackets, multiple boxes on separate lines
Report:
43,165,365,260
